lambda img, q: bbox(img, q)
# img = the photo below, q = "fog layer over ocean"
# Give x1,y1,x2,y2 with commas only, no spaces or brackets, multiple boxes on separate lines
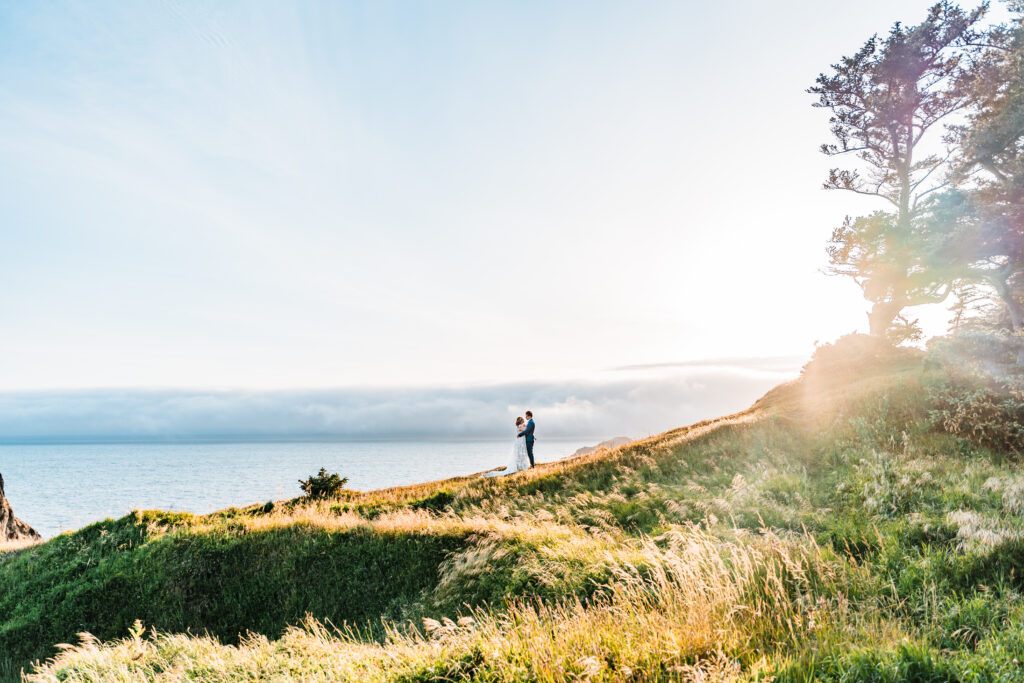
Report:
0,359,803,442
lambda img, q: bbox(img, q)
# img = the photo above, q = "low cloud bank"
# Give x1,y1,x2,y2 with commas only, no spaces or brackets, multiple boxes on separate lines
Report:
0,358,804,442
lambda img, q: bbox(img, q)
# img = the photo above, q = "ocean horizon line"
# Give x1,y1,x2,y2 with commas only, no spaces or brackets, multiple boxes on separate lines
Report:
0,434,612,446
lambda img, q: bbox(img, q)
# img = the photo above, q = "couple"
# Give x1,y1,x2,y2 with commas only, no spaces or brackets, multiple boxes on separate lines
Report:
485,410,535,477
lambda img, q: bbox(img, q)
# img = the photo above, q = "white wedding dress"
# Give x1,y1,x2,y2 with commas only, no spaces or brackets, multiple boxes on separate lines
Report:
484,423,531,477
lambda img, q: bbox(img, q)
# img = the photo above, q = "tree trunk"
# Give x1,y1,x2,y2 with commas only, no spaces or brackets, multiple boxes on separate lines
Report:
871,123,914,338
868,299,905,337
1006,298,1024,367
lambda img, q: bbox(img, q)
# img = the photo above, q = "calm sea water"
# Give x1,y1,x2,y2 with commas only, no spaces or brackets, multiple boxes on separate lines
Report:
0,439,594,538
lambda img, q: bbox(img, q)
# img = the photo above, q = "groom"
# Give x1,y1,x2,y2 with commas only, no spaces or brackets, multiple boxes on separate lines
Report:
517,410,536,467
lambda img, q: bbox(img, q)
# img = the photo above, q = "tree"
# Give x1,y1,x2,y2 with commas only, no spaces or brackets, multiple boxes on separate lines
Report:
810,2,988,338
950,2,1024,338
298,468,348,499
913,3,1024,362
926,188,1024,333
947,280,1000,330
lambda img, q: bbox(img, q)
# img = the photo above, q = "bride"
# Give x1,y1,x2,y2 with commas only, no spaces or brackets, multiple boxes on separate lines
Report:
484,416,532,477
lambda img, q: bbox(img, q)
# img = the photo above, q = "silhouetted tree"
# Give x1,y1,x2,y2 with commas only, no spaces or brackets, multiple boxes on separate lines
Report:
811,2,988,339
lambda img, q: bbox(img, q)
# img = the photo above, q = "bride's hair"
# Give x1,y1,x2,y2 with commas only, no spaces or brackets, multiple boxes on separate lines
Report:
515,416,525,426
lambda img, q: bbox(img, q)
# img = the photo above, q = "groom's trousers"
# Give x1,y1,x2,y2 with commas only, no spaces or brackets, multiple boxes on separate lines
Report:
525,440,534,467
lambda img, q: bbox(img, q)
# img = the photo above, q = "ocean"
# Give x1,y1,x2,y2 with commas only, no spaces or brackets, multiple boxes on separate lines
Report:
0,438,595,538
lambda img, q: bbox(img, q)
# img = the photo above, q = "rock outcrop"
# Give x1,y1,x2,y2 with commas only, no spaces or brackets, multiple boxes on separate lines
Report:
0,472,40,542
573,437,633,457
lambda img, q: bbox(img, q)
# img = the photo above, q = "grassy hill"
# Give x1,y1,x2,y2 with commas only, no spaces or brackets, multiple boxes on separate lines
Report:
5,334,1024,681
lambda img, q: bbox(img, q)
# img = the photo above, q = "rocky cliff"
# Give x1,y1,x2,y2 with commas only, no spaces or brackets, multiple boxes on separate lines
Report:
572,436,633,457
0,472,40,542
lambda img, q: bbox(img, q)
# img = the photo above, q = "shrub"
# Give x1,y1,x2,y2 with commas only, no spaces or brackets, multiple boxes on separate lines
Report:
298,468,348,499
927,329,1024,374
928,380,1024,456
802,333,921,384
925,331,1024,457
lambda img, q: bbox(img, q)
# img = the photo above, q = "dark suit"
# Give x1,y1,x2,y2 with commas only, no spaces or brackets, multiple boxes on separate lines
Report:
517,418,535,467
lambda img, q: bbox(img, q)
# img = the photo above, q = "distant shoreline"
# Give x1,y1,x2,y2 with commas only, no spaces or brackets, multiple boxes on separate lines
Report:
0,435,608,446
1,438,607,537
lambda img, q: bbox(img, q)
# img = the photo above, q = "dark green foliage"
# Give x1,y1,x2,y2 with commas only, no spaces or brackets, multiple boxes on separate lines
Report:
394,646,487,683
927,331,1024,456
298,468,349,499
929,380,1024,456
411,490,454,512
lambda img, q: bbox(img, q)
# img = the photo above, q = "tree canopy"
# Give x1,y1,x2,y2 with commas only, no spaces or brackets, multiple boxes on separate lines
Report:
812,1,1024,361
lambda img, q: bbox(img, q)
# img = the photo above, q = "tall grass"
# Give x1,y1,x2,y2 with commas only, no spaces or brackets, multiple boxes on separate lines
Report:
26,527,846,682
13,341,1024,680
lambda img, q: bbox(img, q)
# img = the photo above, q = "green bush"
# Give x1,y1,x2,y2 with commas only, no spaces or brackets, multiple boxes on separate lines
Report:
928,380,1024,456
802,333,922,383
925,331,1024,457
298,468,349,499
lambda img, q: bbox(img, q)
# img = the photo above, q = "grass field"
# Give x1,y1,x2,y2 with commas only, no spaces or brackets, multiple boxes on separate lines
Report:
5,334,1024,681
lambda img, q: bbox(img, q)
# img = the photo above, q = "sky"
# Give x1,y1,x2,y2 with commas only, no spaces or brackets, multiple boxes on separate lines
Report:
0,1,995,439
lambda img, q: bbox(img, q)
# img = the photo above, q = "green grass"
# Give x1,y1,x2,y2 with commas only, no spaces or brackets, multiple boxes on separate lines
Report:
0,513,465,666
8,339,1024,681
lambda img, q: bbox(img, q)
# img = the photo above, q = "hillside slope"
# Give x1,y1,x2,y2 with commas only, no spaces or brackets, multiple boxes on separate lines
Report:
7,335,1024,682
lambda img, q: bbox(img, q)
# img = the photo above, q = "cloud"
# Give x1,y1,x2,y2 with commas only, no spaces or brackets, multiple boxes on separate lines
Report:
0,358,802,443
611,355,808,373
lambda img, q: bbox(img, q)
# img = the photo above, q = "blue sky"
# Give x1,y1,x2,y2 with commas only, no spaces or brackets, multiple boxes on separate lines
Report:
0,1,988,405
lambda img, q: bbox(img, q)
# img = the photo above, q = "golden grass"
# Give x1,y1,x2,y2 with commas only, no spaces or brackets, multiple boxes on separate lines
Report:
0,538,41,555
154,499,607,551
27,526,846,682
305,409,765,519
18,354,939,680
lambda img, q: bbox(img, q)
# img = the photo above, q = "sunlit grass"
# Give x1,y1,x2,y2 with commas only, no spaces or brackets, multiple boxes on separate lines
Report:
26,527,849,682
0,538,39,555
14,341,1024,681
